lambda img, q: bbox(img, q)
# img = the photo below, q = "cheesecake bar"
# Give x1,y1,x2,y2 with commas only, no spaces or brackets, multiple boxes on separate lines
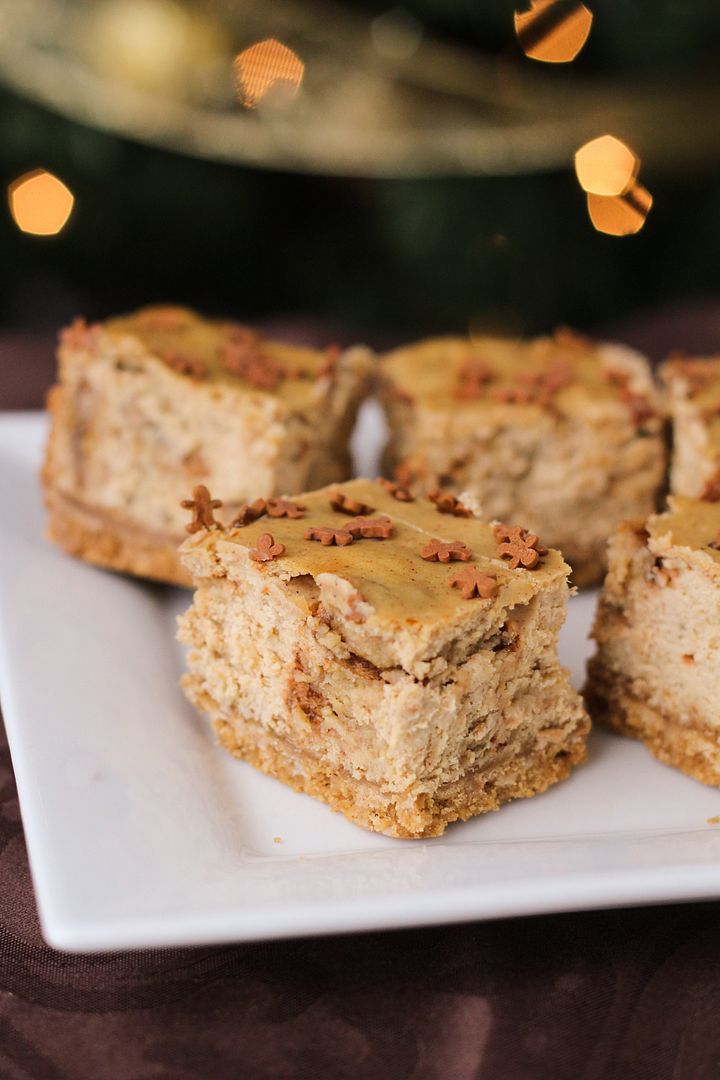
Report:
43,306,373,586
178,478,589,838
660,354,720,500
586,497,720,784
378,328,666,587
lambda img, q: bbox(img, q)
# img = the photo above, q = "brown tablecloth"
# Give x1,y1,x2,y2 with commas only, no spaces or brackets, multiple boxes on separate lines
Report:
3,314,720,1080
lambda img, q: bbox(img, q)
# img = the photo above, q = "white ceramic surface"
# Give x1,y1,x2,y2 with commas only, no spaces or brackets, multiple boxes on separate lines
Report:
2,410,720,952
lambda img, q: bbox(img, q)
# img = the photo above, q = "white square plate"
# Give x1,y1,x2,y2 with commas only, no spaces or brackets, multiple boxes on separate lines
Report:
2,411,720,952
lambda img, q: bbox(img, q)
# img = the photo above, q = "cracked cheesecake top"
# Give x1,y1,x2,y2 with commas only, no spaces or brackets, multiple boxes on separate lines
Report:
63,305,357,407
180,478,570,632
380,329,659,426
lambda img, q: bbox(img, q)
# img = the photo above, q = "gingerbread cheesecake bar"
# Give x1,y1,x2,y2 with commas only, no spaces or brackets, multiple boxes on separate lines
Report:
178,478,590,838
586,497,720,785
43,306,373,586
660,353,720,501
378,328,666,587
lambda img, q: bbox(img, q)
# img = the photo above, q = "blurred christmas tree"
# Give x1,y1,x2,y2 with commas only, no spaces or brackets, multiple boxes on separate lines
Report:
1,0,720,339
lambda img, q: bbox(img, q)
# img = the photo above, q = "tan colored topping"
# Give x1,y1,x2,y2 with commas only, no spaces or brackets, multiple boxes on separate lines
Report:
305,525,354,546
664,358,718,398
231,498,267,527
377,477,414,502
428,489,471,517
136,306,190,331
488,361,573,409
701,471,720,502
266,498,306,519
330,491,375,516
250,532,285,562
494,524,547,570
420,538,472,563
181,485,223,533
345,515,394,539
160,351,207,379
448,566,498,599
221,329,287,390
454,357,493,400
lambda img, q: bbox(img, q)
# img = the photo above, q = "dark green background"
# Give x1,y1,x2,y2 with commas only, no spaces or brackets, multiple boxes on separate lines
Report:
2,0,720,340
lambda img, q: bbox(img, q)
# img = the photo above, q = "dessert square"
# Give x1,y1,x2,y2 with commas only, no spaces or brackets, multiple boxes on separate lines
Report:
660,354,720,500
586,497,720,784
178,478,590,838
42,306,373,586
378,328,666,587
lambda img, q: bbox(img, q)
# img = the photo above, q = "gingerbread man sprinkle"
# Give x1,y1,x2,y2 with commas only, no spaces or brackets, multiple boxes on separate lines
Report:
377,478,414,502
305,525,354,546
345,515,394,539
493,524,547,570
249,533,285,562
420,538,472,563
230,499,267,527
181,485,223,533
330,492,375,516
266,498,306,519
428,489,471,517
448,566,498,599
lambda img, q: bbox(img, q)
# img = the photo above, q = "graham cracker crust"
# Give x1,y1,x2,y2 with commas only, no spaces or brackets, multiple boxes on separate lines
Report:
213,712,589,839
44,486,191,588
586,660,720,786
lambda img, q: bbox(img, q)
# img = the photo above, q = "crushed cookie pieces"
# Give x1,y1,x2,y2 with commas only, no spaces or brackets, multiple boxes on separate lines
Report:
648,558,678,587
60,316,99,349
330,491,375,516
345,515,394,539
266,498,306,519
160,351,207,379
377,477,414,502
666,358,718,398
454,358,493,400
493,524,547,570
250,532,285,562
231,498,267,527
448,566,498,599
181,485,223,533
420,538,472,563
305,525,354,546
428,489,471,517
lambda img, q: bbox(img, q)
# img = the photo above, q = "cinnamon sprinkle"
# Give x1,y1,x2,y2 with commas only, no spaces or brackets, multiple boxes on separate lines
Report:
377,478,414,502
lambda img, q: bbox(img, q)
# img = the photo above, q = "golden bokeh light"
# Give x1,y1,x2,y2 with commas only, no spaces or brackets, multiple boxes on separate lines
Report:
575,135,639,196
587,183,653,236
514,0,593,63
8,170,75,236
234,39,304,109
